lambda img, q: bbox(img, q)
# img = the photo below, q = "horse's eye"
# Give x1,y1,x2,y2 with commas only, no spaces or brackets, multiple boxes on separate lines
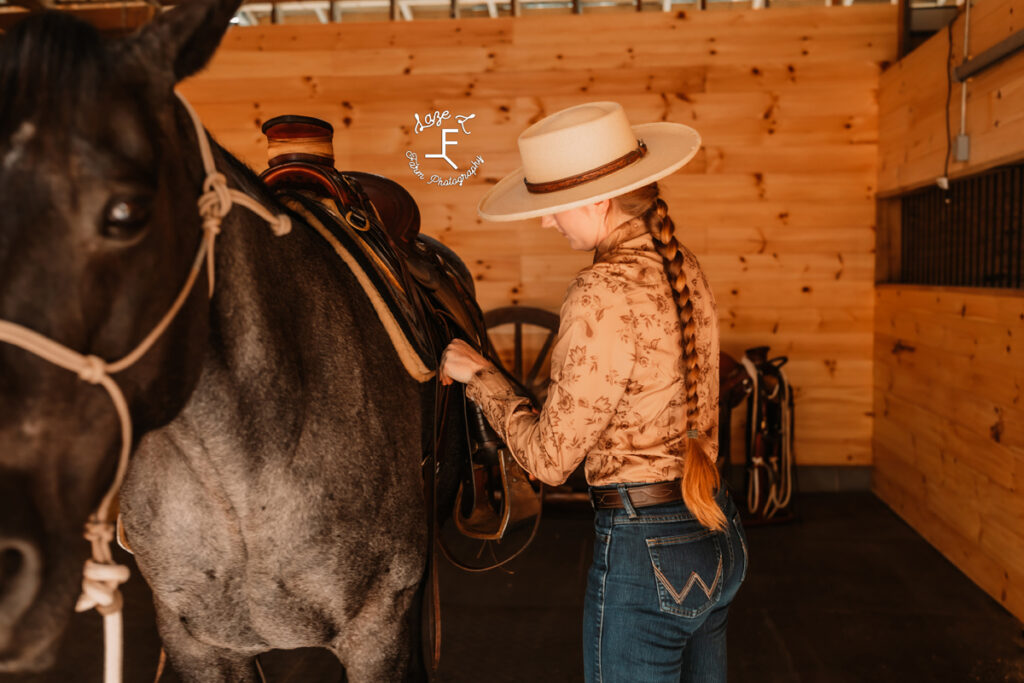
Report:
102,196,152,240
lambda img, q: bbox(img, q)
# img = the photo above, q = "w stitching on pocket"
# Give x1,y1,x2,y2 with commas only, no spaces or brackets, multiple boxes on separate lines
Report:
646,533,724,617
651,557,722,605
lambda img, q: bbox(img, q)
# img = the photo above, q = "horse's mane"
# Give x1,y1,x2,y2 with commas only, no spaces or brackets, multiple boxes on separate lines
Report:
210,136,282,208
0,11,107,138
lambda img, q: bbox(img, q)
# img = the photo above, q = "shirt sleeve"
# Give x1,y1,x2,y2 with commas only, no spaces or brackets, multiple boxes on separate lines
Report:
466,269,635,486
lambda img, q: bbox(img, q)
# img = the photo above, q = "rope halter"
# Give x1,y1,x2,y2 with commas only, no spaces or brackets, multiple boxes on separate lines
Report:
0,90,291,683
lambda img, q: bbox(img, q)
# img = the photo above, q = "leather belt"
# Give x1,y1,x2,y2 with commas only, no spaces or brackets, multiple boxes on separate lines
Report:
589,480,683,509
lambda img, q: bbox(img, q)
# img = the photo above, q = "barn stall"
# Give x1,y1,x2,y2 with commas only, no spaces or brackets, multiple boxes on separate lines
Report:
0,0,1021,680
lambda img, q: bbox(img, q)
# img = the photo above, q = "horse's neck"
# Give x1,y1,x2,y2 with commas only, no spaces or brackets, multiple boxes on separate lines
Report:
212,220,278,370
161,197,310,489
169,107,294,357
205,161,301,387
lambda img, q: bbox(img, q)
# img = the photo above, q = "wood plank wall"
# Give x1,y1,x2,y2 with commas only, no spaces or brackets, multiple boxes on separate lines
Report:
878,0,1024,195
875,0,1024,621
874,287,1024,620
180,5,897,466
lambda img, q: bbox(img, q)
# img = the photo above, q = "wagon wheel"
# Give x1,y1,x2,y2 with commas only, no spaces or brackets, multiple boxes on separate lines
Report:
483,306,560,406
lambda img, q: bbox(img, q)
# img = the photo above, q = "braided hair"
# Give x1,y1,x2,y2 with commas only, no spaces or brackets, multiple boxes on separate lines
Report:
612,183,726,532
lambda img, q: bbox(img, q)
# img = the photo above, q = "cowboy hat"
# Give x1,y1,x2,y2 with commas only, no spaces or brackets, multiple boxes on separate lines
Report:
477,101,701,222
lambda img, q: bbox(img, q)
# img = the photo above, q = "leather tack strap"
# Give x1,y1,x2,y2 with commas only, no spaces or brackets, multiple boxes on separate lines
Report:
589,479,683,509
523,139,647,194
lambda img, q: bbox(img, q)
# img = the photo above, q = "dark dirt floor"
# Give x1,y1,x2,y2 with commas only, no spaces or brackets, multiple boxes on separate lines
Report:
4,492,1023,683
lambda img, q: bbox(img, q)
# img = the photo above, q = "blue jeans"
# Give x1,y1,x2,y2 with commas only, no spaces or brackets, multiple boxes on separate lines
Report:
583,482,748,683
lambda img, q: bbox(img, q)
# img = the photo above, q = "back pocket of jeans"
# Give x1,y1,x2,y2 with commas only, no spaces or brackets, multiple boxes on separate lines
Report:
646,530,723,618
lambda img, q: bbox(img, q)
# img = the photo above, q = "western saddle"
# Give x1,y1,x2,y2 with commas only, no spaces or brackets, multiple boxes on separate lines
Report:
258,115,540,544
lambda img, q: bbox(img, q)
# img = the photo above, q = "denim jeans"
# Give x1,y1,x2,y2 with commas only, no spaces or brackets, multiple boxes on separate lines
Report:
582,482,748,683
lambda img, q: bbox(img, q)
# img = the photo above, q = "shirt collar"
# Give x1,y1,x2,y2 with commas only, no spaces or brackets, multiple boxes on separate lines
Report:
594,216,650,262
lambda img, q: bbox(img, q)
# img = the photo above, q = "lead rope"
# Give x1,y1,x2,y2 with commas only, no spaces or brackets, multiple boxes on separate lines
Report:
0,91,291,683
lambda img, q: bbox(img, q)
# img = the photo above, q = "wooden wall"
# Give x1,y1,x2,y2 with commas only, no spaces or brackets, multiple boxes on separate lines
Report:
873,287,1024,620
874,0,1024,621
181,5,897,466
878,0,1024,195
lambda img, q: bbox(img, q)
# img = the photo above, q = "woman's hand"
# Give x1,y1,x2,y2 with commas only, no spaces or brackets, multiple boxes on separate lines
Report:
439,339,491,386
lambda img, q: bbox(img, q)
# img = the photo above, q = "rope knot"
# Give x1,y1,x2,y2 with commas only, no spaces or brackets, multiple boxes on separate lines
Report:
78,355,108,385
84,518,115,545
202,215,223,237
78,520,130,617
201,172,232,218
76,558,130,616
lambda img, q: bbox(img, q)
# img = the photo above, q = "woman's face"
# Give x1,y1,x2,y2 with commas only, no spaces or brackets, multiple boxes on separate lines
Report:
541,202,610,251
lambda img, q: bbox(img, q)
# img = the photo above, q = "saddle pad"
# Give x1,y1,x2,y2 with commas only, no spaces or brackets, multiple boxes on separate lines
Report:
279,192,436,383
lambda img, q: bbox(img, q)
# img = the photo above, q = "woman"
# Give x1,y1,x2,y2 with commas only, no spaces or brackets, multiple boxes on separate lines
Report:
440,101,748,683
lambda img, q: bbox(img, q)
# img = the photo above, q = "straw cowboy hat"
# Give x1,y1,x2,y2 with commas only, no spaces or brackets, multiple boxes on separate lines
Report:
477,101,702,222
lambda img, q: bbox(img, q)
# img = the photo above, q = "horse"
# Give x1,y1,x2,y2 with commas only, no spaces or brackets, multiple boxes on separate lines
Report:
0,1,459,679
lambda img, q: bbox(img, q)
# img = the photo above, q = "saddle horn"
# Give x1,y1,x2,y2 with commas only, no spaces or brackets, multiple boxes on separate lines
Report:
262,115,336,169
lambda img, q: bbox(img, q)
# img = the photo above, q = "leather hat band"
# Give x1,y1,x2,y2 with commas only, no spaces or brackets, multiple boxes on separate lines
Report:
523,139,648,195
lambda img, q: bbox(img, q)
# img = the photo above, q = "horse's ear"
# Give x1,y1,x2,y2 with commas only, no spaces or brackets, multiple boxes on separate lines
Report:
121,0,242,83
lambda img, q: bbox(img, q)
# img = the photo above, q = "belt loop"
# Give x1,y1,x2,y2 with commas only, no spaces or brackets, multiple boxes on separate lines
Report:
588,487,597,511
616,484,638,519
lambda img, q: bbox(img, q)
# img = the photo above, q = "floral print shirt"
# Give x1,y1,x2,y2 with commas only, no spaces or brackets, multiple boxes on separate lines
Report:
466,217,720,487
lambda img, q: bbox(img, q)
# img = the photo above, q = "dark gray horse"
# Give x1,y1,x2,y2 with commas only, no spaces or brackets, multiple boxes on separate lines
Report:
0,1,449,680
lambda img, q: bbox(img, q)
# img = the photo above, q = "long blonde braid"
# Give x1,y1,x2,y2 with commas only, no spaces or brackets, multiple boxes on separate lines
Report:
613,183,726,532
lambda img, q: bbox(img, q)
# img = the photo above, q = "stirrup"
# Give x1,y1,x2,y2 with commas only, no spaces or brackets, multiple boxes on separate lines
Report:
454,449,540,541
